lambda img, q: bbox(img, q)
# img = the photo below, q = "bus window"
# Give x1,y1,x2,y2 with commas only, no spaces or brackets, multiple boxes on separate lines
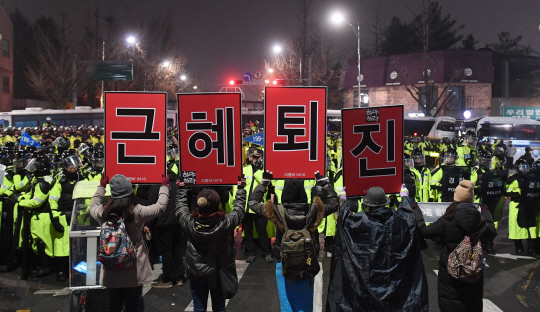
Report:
404,120,435,136
0,120,9,128
437,121,455,132
513,124,536,140
327,118,341,132
489,124,512,139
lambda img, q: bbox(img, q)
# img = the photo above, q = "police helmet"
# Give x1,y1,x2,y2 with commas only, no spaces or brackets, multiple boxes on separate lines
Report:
444,148,458,165
77,143,93,158
91,151,104,170
167,143,179,160
404,153,413,169
25,152,52,172
52,136,70,149
13,151,29,169
478,149,492,169
411,148,425,167
515,158,529,175
61,153,83,170
3,141,15,150
94,142,104,151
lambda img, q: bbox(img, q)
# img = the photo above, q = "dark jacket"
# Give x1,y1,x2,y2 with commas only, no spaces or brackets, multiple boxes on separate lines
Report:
147,177,178,229
327,197,429,312
248,183,339,258
523,152,535,167
415,202,496,312
175,187,246,287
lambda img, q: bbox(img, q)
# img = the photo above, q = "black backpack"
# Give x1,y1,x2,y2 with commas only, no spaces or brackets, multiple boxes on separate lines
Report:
277,205,320,281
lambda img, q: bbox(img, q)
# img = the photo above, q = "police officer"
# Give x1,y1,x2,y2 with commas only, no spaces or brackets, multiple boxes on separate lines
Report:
411,148,431,202
403,154,419,201
42,117,52,128
166,143,179,175
474,149,505,255
87,151,104,181
506,158,540,257
431,148,475,202
18,153,56,278
455,131,477,167
49,151,87,281
240,148,273,263
491,147,506,170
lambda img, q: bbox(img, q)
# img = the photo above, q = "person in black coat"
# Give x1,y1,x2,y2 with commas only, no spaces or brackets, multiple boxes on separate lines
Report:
147,171,187,288
523,146,535,167
175,178,247,312
414,180,496,312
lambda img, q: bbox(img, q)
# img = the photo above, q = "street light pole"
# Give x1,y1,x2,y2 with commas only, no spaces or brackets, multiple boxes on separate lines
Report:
357,21,361,107
101,41,105,108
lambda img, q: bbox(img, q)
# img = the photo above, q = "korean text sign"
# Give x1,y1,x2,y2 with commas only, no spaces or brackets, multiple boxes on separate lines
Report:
105,92,167,184
342,105,403,196
177,93,242,185
264,87,327,179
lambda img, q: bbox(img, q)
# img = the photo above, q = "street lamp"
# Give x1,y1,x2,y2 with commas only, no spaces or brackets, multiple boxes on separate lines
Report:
193,86,198,90
162,61,171,68
273,45,282,53
180,75,187,81
268,68,274,73
126,36,136,44
332,12,361,107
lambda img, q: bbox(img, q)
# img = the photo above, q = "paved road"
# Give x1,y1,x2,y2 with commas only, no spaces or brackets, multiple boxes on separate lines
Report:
1,205,540,312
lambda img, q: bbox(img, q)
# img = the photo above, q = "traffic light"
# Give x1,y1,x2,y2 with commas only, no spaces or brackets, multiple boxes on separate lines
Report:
229,79,243,85
272,79,286,86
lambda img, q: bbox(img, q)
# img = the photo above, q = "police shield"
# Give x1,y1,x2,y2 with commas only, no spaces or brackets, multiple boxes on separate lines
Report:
480,170,507,222
441,166,471,202
517,171,540,229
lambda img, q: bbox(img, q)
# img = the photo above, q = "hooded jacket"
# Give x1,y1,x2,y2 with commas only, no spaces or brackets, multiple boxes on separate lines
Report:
326,197,429,312
248,182,338,258
415,202,496,312
175,187,246,287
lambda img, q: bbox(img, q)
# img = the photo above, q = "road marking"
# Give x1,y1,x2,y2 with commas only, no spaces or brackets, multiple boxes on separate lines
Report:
483,299,503,312
313,262,324,312
33,287,70,296
184,260,249,312
434,271,504,311
491,253,537,260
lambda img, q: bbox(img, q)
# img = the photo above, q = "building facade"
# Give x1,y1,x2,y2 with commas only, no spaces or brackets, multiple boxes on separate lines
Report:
340,50,494,119
0,6,12,112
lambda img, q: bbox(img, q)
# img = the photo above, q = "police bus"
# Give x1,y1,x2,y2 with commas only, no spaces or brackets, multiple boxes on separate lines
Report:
0,107,178,128
464,116,540,162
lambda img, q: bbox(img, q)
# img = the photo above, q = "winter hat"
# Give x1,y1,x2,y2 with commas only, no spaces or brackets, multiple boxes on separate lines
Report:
196,189,221,214
363,187,391,207
454,180,474,203
281,179,308,204
110,174,133,199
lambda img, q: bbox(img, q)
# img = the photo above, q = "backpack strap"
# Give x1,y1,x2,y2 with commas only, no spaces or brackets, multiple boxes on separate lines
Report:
277,205,288,232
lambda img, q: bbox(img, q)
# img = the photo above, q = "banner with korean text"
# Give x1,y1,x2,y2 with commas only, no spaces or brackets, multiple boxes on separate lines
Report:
264,86,327,179
342,105,403,197
105,92,167,184
177,93,242,185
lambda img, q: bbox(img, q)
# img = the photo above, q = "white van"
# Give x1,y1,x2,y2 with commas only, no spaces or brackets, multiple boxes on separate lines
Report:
403,116,456,140
473,117,540,162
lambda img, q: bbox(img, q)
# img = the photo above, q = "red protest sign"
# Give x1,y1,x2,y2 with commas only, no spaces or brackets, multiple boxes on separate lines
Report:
177,93,242,185
264,87,327,179
105,92,167,184
342,105,403,197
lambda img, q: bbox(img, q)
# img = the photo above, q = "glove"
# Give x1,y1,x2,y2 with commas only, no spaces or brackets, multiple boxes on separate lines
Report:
315,171,329,186
176,179,185,188
100,176,109,188
161,174,170,186
237,175,246,189
52,217,64,233
400,184,409,197
261,171,273,186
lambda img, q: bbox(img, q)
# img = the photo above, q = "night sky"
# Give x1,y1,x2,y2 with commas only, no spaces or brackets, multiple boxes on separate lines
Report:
4,0,540,90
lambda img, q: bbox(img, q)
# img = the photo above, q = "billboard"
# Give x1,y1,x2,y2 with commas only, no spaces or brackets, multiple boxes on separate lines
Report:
177,93,242,185
105,92,167,184
342,105,403,197
264,87,327,179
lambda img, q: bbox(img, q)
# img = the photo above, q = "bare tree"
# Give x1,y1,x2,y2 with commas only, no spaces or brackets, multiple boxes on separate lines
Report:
368,0,388,57
26,23,88,108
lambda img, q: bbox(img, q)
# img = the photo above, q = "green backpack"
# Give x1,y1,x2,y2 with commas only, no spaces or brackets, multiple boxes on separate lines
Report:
277,205,320,281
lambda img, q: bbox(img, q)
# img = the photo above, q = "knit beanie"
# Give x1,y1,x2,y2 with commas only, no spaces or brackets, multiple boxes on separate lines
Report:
196,189,221,214
454,180,474,203
110,174,133,199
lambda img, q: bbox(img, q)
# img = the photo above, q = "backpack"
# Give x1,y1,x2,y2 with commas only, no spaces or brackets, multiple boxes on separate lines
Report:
277,205,320,281
447,223,487,283
98,213,137,271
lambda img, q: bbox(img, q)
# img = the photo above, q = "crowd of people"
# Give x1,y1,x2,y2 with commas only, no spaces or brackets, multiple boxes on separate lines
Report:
0,119,539,312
